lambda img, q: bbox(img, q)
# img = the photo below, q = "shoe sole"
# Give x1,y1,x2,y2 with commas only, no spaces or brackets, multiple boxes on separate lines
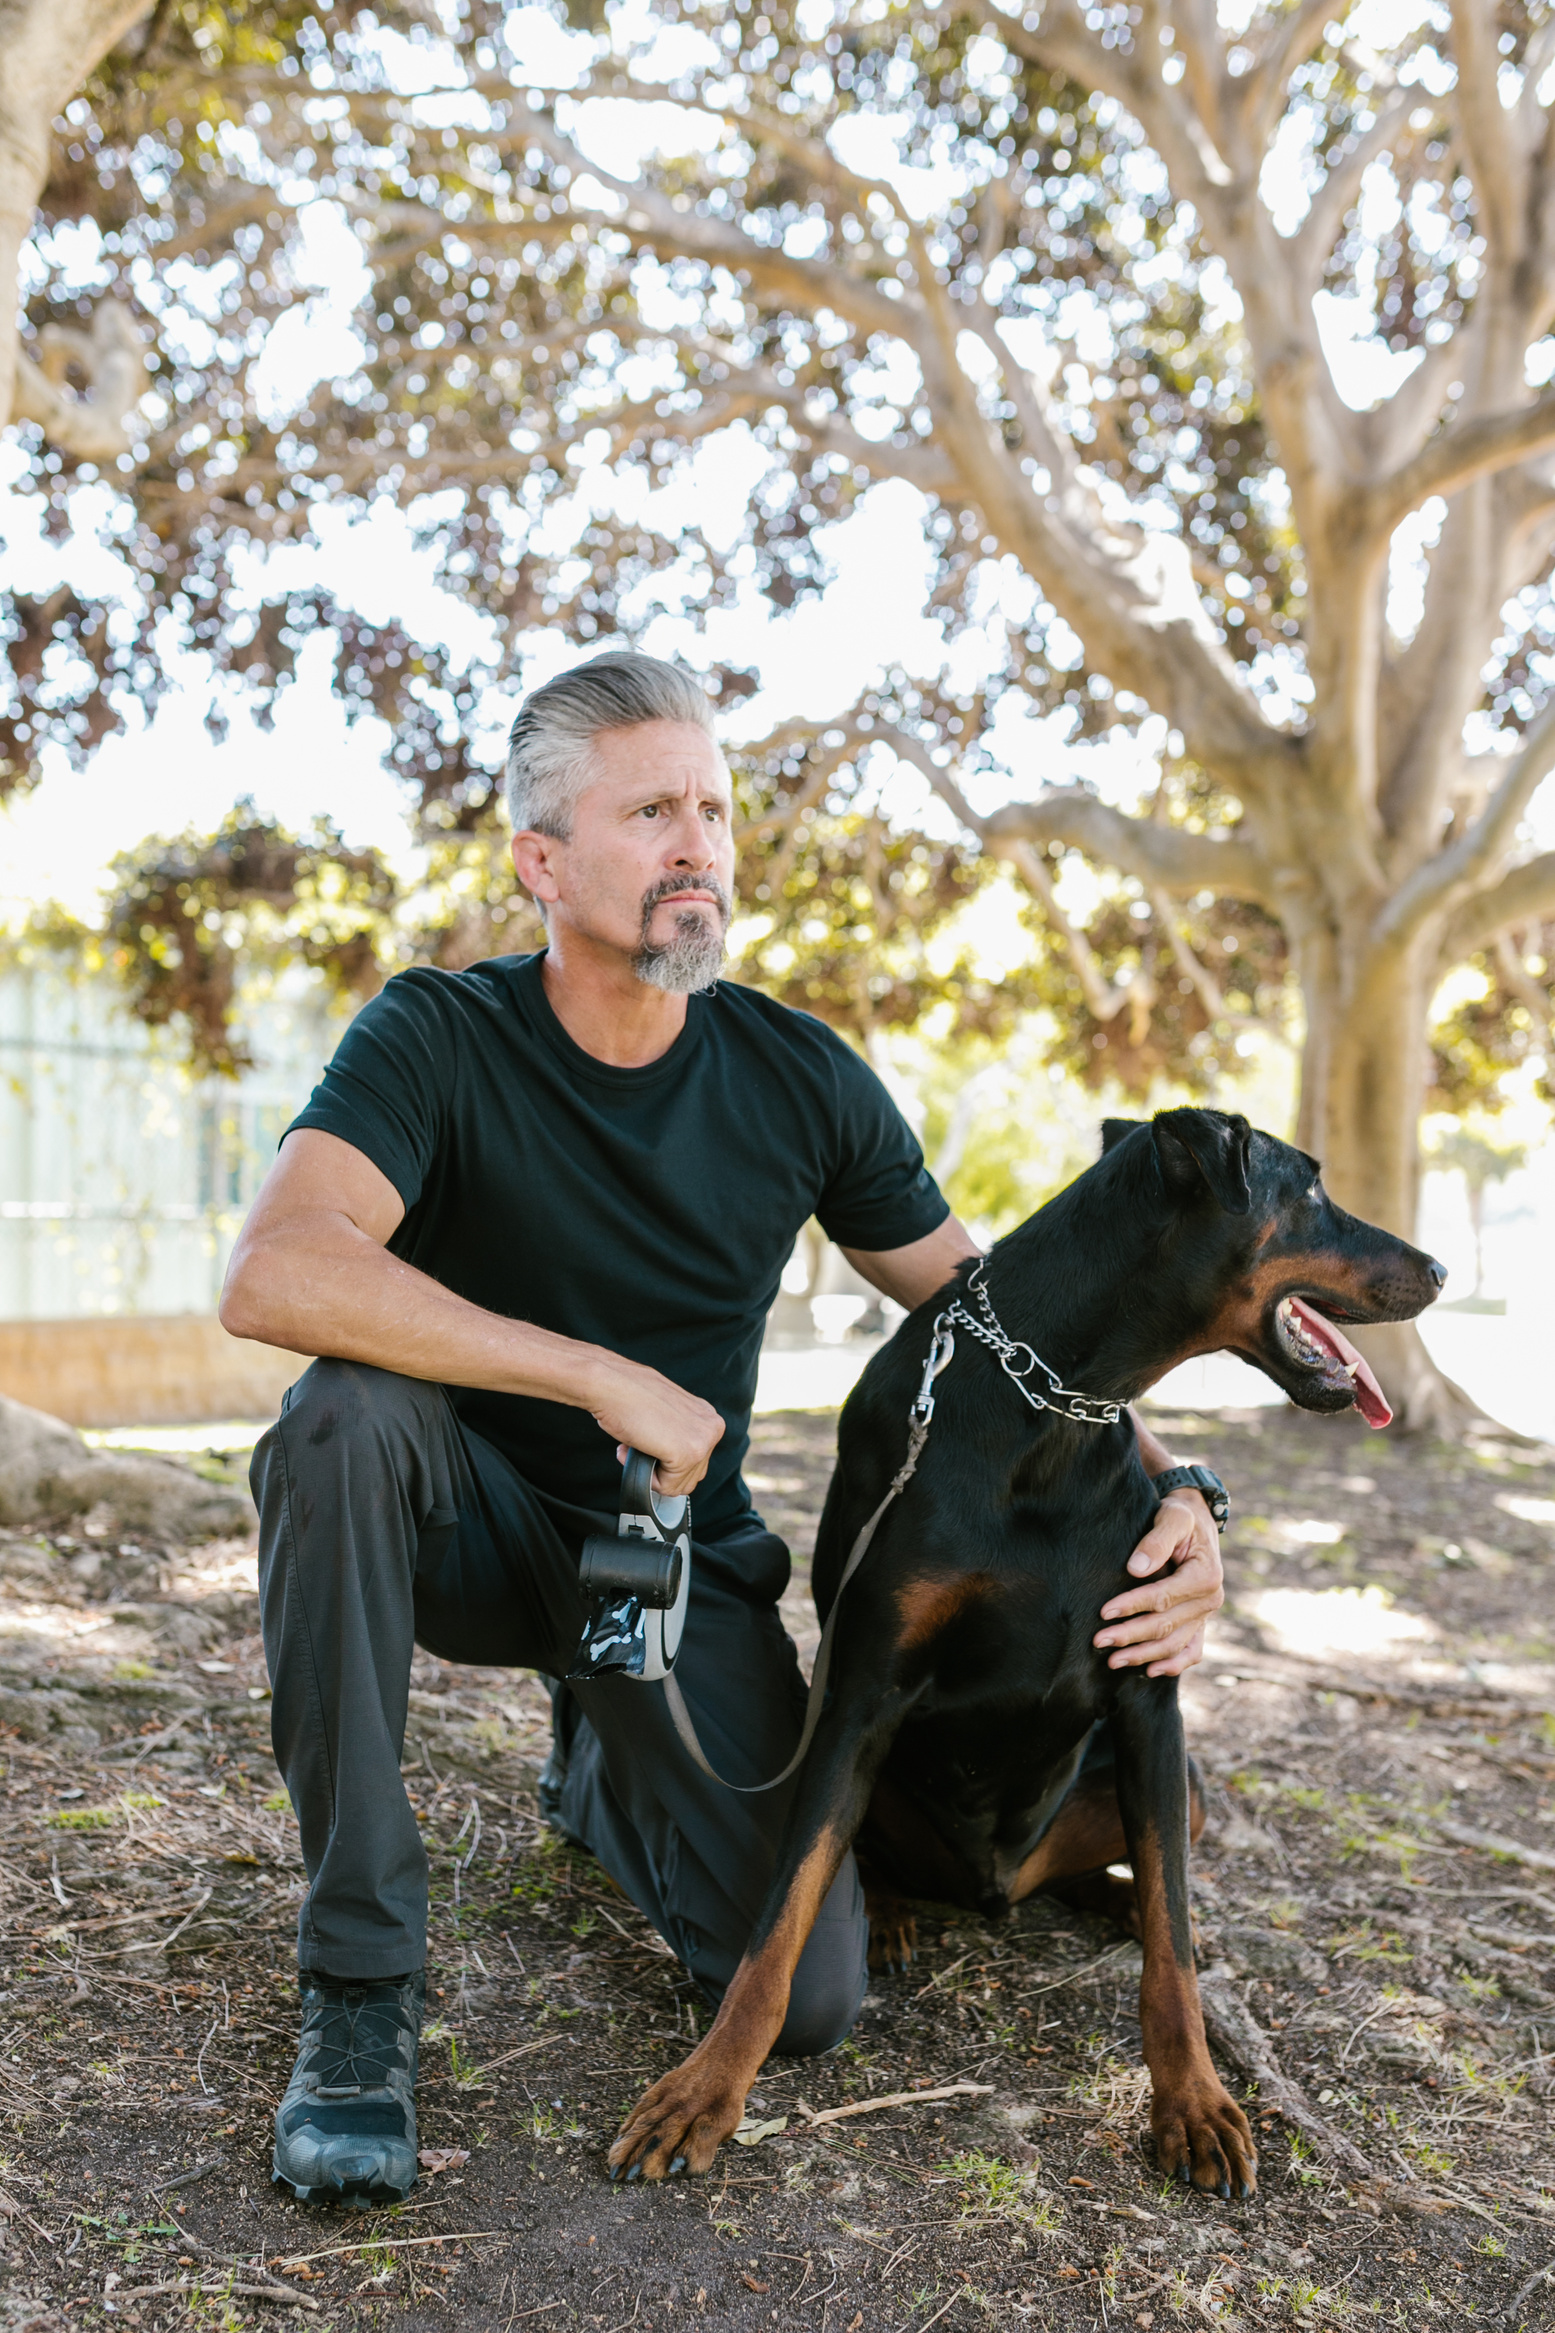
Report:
272,2156,415,2210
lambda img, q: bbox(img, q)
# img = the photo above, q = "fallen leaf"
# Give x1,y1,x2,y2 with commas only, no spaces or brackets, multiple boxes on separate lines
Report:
740,2274,769,2294
847,2317,863,2331
1066,2175,1097,2189
1056,2263,1082,2280
732,2116,788,2146
417,2148,470,2175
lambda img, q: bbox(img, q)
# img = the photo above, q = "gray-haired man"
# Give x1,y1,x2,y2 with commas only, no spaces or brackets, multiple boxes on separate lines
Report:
221,652,1226,2205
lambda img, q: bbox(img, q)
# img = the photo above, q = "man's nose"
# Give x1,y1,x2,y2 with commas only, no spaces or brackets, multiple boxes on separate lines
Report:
667,808,715,864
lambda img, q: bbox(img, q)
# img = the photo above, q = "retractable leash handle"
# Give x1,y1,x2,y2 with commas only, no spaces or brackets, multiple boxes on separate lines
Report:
570,1448,692,1684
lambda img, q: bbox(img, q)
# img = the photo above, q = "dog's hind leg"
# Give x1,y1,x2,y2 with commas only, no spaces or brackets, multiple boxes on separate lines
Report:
1014,1750,1207,1939
1110,1679,1256,2201
856,1855,919,1972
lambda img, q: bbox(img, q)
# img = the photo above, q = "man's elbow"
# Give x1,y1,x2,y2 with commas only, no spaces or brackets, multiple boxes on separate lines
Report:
219,1247,279,1344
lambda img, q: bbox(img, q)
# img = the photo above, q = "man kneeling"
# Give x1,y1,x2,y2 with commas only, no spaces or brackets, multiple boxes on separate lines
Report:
220,650,1226,2205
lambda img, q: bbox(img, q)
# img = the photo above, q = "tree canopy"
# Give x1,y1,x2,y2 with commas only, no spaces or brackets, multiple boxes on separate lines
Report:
9,0,1555,1416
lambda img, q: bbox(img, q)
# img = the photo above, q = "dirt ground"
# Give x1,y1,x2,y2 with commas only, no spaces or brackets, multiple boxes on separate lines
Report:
0,1402,1552,2332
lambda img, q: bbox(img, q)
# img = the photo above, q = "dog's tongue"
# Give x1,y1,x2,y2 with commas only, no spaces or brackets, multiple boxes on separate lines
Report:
1289,1297,1393,1429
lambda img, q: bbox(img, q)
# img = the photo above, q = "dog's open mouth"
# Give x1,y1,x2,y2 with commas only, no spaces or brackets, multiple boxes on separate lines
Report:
1273,1295,1393,1430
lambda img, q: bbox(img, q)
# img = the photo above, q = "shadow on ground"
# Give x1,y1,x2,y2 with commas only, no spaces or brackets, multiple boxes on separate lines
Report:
0,1406,1552,2329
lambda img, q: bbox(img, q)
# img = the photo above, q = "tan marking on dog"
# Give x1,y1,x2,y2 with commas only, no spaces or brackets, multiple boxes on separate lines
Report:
894,1572,994,1650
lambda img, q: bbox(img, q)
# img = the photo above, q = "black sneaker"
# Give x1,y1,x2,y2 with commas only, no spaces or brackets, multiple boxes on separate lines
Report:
537,1675,587,1843
272,1969,423,2208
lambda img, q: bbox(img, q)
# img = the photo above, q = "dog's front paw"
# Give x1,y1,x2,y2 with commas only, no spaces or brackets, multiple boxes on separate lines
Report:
866,1890,918,1972
1152,2078,1257,2201
608,2047,748,2183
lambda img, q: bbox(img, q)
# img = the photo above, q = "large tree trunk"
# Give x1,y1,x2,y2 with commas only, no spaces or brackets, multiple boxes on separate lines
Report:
1300,937,1484,1435
0,0,151,447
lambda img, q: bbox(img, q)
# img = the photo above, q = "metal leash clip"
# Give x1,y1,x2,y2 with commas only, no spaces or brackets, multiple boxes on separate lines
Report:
910,1316,956,1427
569,1448,692,1684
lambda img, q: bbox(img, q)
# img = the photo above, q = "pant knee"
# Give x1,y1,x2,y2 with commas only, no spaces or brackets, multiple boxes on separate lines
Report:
771,1922,868,2058
277,1357,445,1450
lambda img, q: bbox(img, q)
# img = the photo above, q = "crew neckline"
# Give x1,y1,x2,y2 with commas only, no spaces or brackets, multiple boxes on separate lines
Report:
513,950,711,1088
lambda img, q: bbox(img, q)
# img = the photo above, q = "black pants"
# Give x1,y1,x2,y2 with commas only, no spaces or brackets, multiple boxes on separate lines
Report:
250,1360,867,2056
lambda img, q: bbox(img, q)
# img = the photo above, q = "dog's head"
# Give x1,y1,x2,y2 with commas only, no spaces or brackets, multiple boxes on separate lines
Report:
1097,1109,1445,1428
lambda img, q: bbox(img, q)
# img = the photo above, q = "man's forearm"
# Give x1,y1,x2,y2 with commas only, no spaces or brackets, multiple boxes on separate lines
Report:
222,1216,618,1411
1132,1411,1178,1480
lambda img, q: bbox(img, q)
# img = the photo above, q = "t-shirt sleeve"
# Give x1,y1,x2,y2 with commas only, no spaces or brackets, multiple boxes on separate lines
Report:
812,1034,950,1251
284,972,454,1212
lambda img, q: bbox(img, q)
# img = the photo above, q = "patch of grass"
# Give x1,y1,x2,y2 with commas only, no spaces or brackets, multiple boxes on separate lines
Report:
448,2037,484,2087
45,1805,114,1829
111,1661,153,1680
262,1791,291,1812
946,2150,1058,2235
1475,2232,1506,2257
1409,2141,1455,2177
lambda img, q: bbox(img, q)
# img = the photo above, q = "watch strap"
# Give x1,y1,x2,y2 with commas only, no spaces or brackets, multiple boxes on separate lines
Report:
1150,1464,1229,1532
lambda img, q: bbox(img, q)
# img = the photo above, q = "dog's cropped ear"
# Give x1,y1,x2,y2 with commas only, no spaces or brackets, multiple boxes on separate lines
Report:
1100,1118,1144,1153
1151,1108,1254,1215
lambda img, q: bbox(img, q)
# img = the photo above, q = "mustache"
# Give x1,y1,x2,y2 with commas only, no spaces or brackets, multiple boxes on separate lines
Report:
639,875,732,927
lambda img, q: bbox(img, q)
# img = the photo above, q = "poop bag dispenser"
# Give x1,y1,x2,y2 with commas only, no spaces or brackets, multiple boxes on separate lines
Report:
569,1447,691,1683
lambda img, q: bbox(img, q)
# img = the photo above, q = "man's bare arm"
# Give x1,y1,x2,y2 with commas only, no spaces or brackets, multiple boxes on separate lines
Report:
220,1130,723,1496
839,1214,983,1311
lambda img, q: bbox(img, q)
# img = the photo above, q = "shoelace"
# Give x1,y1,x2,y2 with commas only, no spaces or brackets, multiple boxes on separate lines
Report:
304,1988,408,2093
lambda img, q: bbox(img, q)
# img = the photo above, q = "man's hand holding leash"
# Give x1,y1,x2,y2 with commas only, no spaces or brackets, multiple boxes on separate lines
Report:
593,1362,723,1499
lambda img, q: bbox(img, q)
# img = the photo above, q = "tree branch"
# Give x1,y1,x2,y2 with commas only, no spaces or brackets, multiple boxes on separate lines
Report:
1238,0,1335,151
1365,385,1555,537
1379,697,1555,943
500,96,912,347
1442,851,1555,961
982,793,1276,902
0,0,155,448
8,303,146,462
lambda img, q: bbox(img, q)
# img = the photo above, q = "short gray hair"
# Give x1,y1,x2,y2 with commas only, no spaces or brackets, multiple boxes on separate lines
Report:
504,651,720,838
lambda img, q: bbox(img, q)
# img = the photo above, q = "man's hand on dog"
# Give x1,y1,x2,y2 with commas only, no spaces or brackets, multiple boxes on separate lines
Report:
1094,1489,1224,1677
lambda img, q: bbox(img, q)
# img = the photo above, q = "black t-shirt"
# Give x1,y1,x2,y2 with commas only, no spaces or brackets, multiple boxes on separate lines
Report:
286,953,947,1537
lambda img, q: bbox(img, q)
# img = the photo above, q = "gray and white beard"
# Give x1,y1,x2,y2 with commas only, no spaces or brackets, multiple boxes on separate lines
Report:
632,881,730,995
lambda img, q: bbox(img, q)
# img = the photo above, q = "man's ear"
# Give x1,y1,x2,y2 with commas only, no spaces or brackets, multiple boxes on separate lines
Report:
1100,1117,1144,1153
1151,1108,1254,1215
511,829,563,908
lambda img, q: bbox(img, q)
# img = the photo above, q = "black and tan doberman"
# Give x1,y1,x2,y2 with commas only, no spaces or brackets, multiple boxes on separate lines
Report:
608,1109,1445,2198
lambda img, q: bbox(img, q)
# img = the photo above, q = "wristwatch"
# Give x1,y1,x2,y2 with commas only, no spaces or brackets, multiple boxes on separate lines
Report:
1150,1464,1229,1534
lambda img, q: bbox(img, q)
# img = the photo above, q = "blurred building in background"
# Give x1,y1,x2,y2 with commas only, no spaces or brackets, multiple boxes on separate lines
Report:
0,962,330,1422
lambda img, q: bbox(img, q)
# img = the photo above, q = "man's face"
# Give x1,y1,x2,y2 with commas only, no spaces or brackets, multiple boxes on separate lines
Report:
513,719,736,988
